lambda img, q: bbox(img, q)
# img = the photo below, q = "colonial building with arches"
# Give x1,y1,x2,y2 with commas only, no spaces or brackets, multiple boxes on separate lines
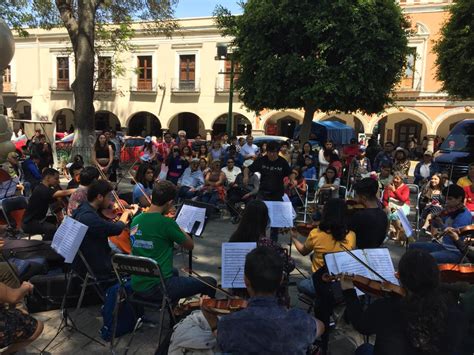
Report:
2,0,473,151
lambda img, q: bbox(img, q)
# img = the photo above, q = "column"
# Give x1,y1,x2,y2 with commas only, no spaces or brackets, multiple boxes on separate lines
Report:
427,135,436,152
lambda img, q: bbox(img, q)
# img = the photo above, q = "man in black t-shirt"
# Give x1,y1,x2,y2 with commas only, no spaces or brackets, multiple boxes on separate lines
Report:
349,178,388,248
243,141,292,201
22,168,76,240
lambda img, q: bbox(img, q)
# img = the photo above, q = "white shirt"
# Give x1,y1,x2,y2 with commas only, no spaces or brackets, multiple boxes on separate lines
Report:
221,166,241,184
420,163,431,178
240,143,259,158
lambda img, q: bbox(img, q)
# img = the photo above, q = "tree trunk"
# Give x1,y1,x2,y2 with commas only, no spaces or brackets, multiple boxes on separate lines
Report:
71,0,96,163
299,104,317,144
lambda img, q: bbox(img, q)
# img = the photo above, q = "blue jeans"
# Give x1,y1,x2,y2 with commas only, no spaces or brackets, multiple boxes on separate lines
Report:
409,242,463,263
200,191,218,205
136,269,216,303
355,343,374,355
178,186,198,200
297,277,316,297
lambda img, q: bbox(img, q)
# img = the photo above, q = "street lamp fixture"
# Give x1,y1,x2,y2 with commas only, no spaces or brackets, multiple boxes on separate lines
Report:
215,43,235,137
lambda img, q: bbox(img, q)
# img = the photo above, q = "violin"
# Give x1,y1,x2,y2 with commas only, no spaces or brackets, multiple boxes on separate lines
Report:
174,298,248,317
295,223,317,237
438,263,474,284
322,273,406,298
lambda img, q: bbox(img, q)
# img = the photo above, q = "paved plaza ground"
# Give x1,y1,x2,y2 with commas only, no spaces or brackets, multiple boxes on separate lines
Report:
21,192,406,354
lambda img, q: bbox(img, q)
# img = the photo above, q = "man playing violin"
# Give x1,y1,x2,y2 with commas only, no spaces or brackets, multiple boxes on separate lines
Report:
67,166,100,216
202,246,324,354
72,180,138,277
444,226,474,263
22,168,76,241
340,249,468,355
409,184,473,263
131,181,216,303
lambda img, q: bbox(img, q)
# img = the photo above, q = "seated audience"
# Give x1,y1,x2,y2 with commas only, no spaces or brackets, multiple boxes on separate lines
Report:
301,155,317,180
349,145,371,183
317,166,340,201
0,281,43,354
240,135,259,164
131,181,216,303
392,148,410,178
413,150,439,186
279,141,291,163
373,142,394,172
199,160,226,205
133,163,155,207
226,160,259,223
67,166,100,216
72,180,137,276
283,168,307,207
202,246,324,354
341,249,467,355
177,158,204,200
376,163,393,195
223,145,243,167
22,168,76,240
166,146,189,185
409,184,473,263
382,172,410,242
221,157,241,185
349,178,388,248
296,142,316,170
456,162,474,188
329,153,343,178
419,173,444,234
464,183,474,214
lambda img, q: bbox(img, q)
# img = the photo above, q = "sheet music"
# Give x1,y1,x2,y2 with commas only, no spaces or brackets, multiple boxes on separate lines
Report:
263,201,294,228
175,204,206,236
365,249,399,285
221,242,257,288
396,209,413,237
51,216,88,263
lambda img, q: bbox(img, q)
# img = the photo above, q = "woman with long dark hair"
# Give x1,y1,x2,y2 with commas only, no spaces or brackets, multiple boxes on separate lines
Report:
133,163,155,207
297,141,316,169
318,166,340,200
229,200,295,305
92,133,113,174
318,140,338,177
340,249,467,355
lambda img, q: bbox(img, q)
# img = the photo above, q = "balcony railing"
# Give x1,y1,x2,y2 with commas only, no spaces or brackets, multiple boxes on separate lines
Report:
49,78,71,91
130,79,157,93
215,77,239,96
2,81,17,94
171,78,200,94
96,79,116,93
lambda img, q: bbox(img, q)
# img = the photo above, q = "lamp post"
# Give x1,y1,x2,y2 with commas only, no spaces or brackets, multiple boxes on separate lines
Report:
216,43,235,137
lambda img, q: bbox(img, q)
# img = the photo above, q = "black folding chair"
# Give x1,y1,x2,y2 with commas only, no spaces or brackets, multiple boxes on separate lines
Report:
110,254,176,354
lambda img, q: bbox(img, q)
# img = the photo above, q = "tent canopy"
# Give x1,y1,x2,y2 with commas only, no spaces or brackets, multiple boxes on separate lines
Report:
294,120,356,145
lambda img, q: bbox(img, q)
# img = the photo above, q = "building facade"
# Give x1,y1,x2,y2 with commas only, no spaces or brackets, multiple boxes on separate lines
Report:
2,0,474,149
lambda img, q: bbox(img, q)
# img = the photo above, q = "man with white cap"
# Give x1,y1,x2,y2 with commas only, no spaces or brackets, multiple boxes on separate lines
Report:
177,158,204,200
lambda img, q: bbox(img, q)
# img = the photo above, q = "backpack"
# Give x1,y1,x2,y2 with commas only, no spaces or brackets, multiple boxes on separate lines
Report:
100,280,144,342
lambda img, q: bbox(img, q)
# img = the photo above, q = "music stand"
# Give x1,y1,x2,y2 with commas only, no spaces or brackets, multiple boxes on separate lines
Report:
40,217,104,354
175,201,209,271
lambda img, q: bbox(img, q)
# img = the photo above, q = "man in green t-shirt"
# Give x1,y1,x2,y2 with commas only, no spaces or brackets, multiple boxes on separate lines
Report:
131,180,216,302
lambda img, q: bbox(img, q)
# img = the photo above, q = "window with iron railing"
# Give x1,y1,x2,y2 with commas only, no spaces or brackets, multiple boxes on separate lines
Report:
137,55,153,91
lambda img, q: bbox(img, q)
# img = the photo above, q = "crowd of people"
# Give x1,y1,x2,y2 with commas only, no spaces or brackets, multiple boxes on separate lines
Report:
0,128,472,354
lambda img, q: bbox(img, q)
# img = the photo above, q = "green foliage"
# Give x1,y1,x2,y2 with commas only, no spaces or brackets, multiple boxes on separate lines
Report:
434,0,474,99
215,0,410,115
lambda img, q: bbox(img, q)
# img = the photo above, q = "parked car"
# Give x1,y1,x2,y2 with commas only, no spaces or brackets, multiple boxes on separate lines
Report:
434,119,474,181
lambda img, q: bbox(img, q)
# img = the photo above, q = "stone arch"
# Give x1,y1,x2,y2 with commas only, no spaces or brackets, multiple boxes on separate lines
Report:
212,113,252,136
52,108,75,133
167,112,205,139
127,112,162,137
94,110,121,132
370,107,433,147
12,100,32,120
415,22,430,36
262,111,304,138
433,107,474,137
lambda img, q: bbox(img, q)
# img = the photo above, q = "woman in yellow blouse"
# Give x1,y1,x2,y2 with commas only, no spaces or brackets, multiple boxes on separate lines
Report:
291,198,356,296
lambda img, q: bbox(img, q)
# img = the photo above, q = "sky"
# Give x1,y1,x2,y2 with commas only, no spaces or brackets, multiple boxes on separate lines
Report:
174,0,243,18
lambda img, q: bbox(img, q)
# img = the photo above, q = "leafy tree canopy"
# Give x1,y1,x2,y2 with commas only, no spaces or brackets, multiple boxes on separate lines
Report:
434,0,474,99
216,0,410,140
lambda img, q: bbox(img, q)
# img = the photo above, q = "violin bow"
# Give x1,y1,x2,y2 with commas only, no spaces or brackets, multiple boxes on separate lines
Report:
129,171,152,206
181,267,236,299
96,163,126,211
339,244,389,283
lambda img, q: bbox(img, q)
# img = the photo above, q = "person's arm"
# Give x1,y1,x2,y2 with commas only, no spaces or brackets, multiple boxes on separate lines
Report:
0,281,34,305
91,149,98,167
393,185,409,204
290,229,312,256
52,188,76,198
28,161,42,180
